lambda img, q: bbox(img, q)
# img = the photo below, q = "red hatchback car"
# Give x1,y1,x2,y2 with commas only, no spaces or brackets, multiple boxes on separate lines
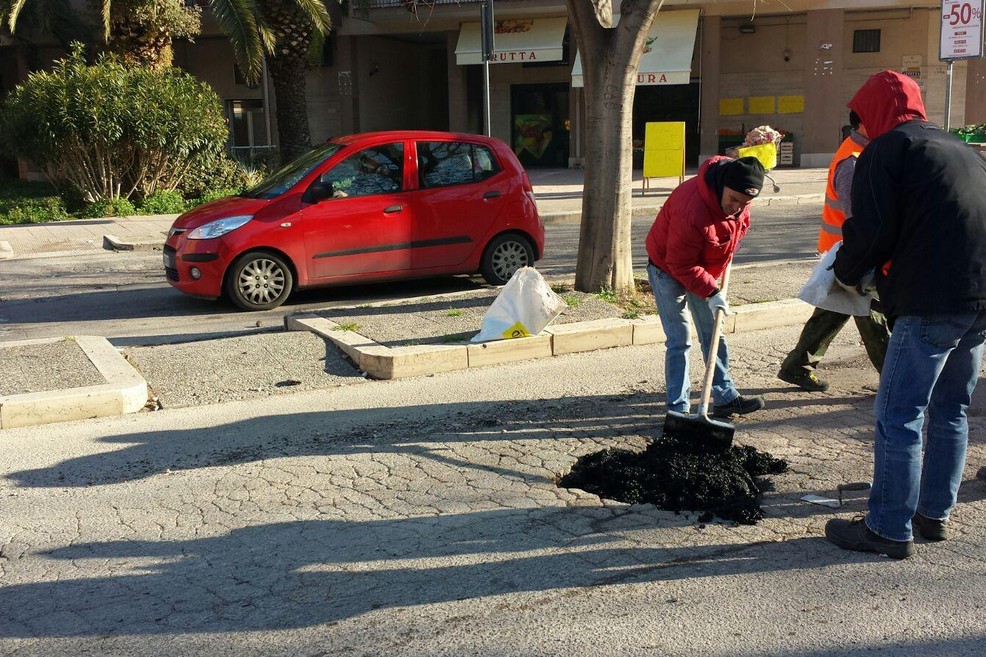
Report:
163,131,544,310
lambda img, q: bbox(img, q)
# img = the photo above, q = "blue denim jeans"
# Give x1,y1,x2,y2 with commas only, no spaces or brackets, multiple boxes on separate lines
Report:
866,310,986,542
647,263,739,413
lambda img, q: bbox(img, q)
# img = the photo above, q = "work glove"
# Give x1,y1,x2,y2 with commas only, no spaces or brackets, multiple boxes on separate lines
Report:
707,290,732,316
834,272,871,297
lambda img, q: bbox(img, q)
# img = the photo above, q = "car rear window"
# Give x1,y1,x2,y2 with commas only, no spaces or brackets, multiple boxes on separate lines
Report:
417,142,500,189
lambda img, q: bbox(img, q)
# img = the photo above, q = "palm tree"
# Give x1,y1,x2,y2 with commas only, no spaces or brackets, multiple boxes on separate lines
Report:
97,0,201,70
209,0,332,163
1,0,200,69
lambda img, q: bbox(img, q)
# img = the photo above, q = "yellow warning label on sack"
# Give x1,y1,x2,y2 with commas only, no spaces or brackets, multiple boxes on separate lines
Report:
502,322,531,339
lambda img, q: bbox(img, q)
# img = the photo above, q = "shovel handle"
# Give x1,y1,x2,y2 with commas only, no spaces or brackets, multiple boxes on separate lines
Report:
696,262,732,419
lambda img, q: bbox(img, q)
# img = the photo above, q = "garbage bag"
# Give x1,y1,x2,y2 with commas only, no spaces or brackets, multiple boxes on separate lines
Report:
472,267,567,342
797,242,875,316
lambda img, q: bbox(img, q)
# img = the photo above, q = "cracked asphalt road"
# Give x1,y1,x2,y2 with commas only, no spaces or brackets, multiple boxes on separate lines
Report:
2,324,985,656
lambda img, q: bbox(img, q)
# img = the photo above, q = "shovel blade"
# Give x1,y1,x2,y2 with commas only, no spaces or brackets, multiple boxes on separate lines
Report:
662,410,735,453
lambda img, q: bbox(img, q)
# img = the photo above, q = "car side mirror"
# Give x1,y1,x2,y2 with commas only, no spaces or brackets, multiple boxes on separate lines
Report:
307,174,335,203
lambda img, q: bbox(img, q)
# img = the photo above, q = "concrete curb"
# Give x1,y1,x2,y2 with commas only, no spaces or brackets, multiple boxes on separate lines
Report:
286,298,813,380
0,336,149,429
0,240,11,259
538,193,823,223
103,234,162,252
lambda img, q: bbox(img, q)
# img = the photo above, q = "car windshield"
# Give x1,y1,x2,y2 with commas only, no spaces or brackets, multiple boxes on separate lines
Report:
241,143,343,199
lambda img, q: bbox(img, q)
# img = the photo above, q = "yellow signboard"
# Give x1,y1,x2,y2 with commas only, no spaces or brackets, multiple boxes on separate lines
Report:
719,97,744,116
748,96,776,115
642,121,686,193
777,95,805,114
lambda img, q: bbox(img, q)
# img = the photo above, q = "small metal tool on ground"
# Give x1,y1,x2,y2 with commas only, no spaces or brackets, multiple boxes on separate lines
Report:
837,481,871,506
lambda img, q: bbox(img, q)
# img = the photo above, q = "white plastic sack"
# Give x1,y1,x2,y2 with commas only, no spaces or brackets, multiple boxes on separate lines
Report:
471,267,567,342
797,242,875,316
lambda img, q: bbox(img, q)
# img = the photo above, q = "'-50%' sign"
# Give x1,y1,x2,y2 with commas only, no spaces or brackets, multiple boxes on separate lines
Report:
940,0,985,59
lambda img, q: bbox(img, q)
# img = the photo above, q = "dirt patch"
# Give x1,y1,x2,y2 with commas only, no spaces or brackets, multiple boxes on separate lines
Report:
319,288,638,347
316,261,816,348
558,435,788,525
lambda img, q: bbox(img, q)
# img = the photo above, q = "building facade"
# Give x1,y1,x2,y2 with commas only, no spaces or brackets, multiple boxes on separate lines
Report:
3,0,986,172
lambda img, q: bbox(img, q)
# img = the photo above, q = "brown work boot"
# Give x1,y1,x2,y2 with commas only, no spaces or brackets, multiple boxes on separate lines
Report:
912,513,948,541
777,367,830,392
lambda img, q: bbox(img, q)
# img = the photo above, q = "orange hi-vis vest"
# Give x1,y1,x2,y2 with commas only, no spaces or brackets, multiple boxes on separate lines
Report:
818,136,863,253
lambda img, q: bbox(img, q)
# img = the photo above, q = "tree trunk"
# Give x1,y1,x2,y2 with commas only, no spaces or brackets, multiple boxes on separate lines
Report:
566,0,664,293
267,54,312,164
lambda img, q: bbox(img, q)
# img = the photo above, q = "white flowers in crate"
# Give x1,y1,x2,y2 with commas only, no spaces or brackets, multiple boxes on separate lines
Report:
742,125,784,146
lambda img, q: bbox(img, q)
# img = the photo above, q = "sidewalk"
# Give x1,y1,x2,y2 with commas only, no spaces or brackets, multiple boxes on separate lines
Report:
0,166,827,258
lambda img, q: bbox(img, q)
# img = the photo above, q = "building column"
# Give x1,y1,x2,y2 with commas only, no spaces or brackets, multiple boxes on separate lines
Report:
965,58,986,125
801,8,844,167
698,15,721,163
447,36,469,132
335,35,360,134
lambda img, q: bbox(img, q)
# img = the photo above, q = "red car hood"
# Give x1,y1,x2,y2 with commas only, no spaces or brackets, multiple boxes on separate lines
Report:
170,195,270,231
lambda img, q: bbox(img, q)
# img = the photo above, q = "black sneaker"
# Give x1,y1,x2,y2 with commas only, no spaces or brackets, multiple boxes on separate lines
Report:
777,367,830,392
825,517,914,559
711,395,765,418
912,513,948,541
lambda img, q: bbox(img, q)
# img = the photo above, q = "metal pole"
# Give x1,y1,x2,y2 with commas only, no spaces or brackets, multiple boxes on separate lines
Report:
480,0,494,137
483,61,491,137
944,59,954,131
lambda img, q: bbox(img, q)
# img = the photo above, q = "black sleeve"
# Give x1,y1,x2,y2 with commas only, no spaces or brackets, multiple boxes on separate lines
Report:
833,134,903,284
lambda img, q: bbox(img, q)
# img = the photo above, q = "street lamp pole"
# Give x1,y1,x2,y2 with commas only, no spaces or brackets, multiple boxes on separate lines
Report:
481,0,495,137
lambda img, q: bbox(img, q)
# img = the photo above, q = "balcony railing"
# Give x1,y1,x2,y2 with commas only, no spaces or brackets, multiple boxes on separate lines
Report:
361,0,482,8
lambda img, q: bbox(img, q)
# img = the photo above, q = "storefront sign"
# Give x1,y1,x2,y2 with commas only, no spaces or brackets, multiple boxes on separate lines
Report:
940,0,985,60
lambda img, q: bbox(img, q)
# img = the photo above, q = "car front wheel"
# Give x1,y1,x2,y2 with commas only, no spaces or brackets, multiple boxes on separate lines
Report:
480,233,534,286
225,251,294,311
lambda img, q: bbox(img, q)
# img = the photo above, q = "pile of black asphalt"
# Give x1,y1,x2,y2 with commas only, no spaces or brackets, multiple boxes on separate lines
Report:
559,434,789,525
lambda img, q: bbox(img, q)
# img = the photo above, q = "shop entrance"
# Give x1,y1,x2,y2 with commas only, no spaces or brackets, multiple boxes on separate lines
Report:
632,81,701,168
510,82,570,168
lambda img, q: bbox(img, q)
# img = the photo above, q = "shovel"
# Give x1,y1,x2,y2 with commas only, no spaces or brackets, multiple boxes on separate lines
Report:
661,263,735,452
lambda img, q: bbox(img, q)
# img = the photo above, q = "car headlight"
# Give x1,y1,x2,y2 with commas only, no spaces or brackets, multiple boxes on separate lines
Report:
187,215,253,240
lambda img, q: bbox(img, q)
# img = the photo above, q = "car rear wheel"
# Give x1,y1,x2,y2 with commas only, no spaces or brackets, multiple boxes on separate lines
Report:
480,233,534,286
225,251,294,311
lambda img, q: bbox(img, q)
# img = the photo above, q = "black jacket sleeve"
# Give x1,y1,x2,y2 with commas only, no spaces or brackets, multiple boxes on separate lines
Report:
833,132,904,284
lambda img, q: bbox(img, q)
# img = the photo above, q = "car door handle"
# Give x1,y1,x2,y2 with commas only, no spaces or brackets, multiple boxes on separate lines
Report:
384,205,403,214
483,191,501,199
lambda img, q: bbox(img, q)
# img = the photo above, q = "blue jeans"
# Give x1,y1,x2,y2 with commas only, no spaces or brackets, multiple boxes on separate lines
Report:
647,263,739,413
866,311,986,542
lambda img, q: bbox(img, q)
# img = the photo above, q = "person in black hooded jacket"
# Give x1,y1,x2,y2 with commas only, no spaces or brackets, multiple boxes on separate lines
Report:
824,70,986,560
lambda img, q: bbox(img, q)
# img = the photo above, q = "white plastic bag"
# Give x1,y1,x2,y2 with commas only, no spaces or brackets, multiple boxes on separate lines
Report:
471,267,567,342
797,242,875,316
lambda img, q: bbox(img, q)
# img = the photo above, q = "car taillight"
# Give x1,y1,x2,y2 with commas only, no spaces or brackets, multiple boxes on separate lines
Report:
522,172,537,205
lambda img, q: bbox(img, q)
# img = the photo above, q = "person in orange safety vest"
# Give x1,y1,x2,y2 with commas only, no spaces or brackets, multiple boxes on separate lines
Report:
777,111,889,392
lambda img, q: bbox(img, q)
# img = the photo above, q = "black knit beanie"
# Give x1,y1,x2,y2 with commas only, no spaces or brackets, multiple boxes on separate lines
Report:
722,157,766,197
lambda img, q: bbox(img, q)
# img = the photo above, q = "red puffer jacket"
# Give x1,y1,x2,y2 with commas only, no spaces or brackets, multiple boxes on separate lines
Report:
645,156,751,298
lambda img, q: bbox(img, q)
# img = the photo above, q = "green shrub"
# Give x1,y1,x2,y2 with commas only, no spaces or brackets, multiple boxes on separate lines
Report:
81,197,137,218
188,187,241,209
0,196,68,224
0,43,229,203
178,152,244,199
140,190,186,215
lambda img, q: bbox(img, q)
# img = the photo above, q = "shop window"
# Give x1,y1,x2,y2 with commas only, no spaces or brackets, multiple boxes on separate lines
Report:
853,29,881,53
417,142,500,189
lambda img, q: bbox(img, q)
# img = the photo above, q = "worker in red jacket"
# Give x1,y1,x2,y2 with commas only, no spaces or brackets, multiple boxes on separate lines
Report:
645,156,766,418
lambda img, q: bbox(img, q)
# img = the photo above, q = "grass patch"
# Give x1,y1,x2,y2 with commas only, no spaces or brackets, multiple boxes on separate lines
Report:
336,322,360,332
595,287,619,304
562,293,581,308
446,307,463,317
